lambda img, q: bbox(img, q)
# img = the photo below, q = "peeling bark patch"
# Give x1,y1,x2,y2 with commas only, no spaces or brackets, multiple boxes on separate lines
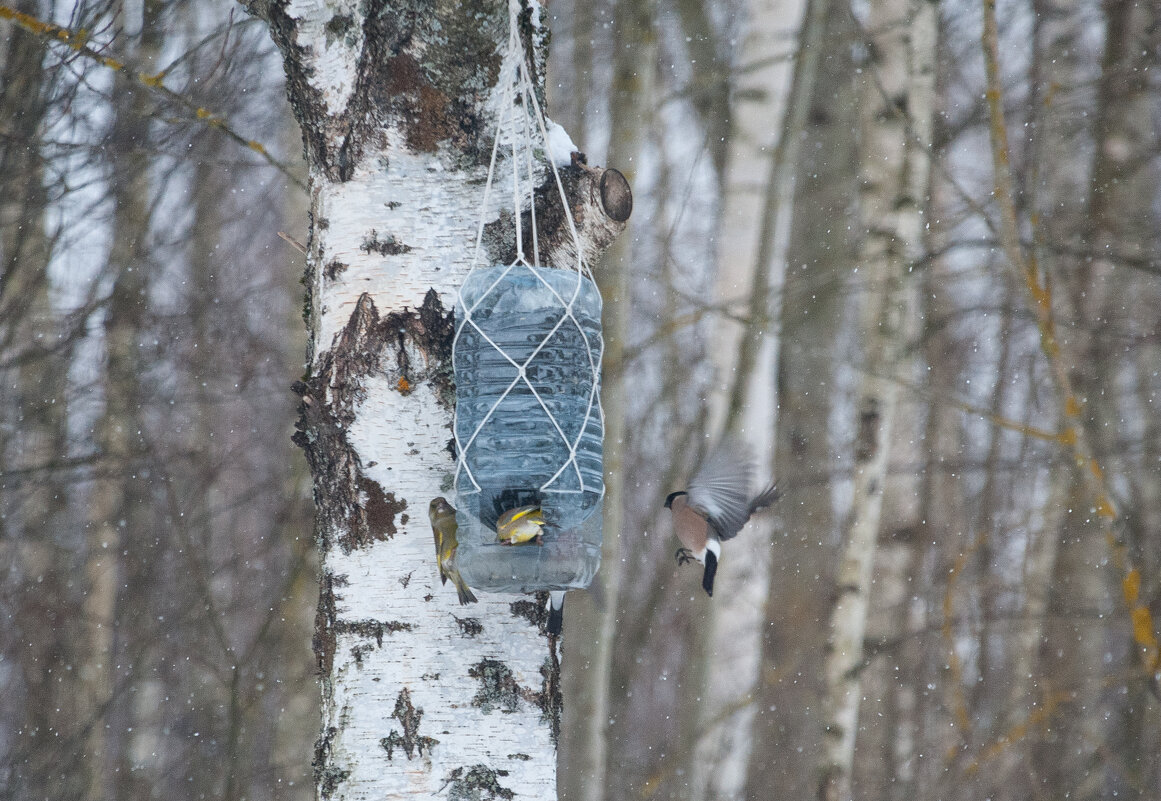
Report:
314,571,341,678
468,658,524,713
453,615,484,637
328,1,503,174
380,688,439,760
533,643,563,746
444,765,514,801
360,477,404,543
361,229,412,256
314,725,350,800
294,294,451,557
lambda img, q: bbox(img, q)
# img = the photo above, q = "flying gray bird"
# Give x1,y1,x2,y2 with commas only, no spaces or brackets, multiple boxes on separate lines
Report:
665,441,780,596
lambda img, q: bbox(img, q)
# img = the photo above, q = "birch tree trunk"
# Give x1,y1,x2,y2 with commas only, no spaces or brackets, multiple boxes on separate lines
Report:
689,0,810,797
744,1,857,795
247,2,628,798
817,1,935,798
84,6,164,797
0,2,81,794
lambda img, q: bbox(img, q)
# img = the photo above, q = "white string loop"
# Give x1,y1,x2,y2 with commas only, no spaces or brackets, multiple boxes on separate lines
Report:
453,2,604,502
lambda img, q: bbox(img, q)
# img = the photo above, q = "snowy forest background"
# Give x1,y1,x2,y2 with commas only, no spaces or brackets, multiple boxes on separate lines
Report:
2,0,1160,800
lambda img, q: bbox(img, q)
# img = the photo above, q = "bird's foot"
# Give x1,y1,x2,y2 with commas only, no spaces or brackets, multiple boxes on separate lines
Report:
675,547,695,566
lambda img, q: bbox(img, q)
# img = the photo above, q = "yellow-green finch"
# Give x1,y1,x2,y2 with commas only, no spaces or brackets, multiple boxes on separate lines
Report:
429,497,477,604
496,504,545,545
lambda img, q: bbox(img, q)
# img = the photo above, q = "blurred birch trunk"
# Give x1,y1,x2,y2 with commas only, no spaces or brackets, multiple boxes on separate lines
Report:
998,0,1087,792
744,1,856,795
817,1,935,798
1035,0,1160,795
83,5,163,797
0,1,79,794
249,2,627,797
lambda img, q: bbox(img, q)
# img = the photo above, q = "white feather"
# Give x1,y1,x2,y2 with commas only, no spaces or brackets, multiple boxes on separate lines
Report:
545,119,577,168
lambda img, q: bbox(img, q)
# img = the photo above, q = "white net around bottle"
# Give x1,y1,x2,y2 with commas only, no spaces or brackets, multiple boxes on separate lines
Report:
451,0,604,506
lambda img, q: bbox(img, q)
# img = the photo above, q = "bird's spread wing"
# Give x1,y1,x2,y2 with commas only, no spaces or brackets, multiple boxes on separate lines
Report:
686,439,755,541
748,483,781,515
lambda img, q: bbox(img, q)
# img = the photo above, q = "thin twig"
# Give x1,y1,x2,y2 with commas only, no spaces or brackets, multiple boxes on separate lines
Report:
0,4,307,191
980,0,1159,678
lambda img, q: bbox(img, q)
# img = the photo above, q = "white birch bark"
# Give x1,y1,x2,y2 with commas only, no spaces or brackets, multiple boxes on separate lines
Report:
818,1,935,798
248,2,628,798
691,0,810,798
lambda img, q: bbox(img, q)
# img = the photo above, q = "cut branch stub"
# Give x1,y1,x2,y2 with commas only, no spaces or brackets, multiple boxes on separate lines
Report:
483,154,633,269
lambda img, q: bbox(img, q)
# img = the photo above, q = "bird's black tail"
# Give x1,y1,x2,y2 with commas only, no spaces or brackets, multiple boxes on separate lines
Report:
702,551,718,597
547,591,565,636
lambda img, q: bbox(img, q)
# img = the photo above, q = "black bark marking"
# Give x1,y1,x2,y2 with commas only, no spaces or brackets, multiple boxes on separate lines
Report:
453,615,484,637
313,724,350,800
468,658,524,713
251,0,504,178
361,229,412,256
336,618,415,647
252,3,352,182
443,765,514,801
324,260,348,280
380,688,439,760
509,598,547,631
325,13,355,43
350,643,374,666
346,1,504,173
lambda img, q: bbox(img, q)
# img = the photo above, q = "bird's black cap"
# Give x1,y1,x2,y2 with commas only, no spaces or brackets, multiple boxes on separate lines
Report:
664,490,687,509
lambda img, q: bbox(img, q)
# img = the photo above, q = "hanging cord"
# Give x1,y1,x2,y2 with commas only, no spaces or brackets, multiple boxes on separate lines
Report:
453,1,604,498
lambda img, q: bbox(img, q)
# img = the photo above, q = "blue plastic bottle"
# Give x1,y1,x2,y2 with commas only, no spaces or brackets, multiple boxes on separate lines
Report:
453,263,604,593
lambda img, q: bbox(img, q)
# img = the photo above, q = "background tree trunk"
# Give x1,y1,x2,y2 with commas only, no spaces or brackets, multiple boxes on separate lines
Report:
693,0,814,798
817,1,935,798
744,1,856,796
